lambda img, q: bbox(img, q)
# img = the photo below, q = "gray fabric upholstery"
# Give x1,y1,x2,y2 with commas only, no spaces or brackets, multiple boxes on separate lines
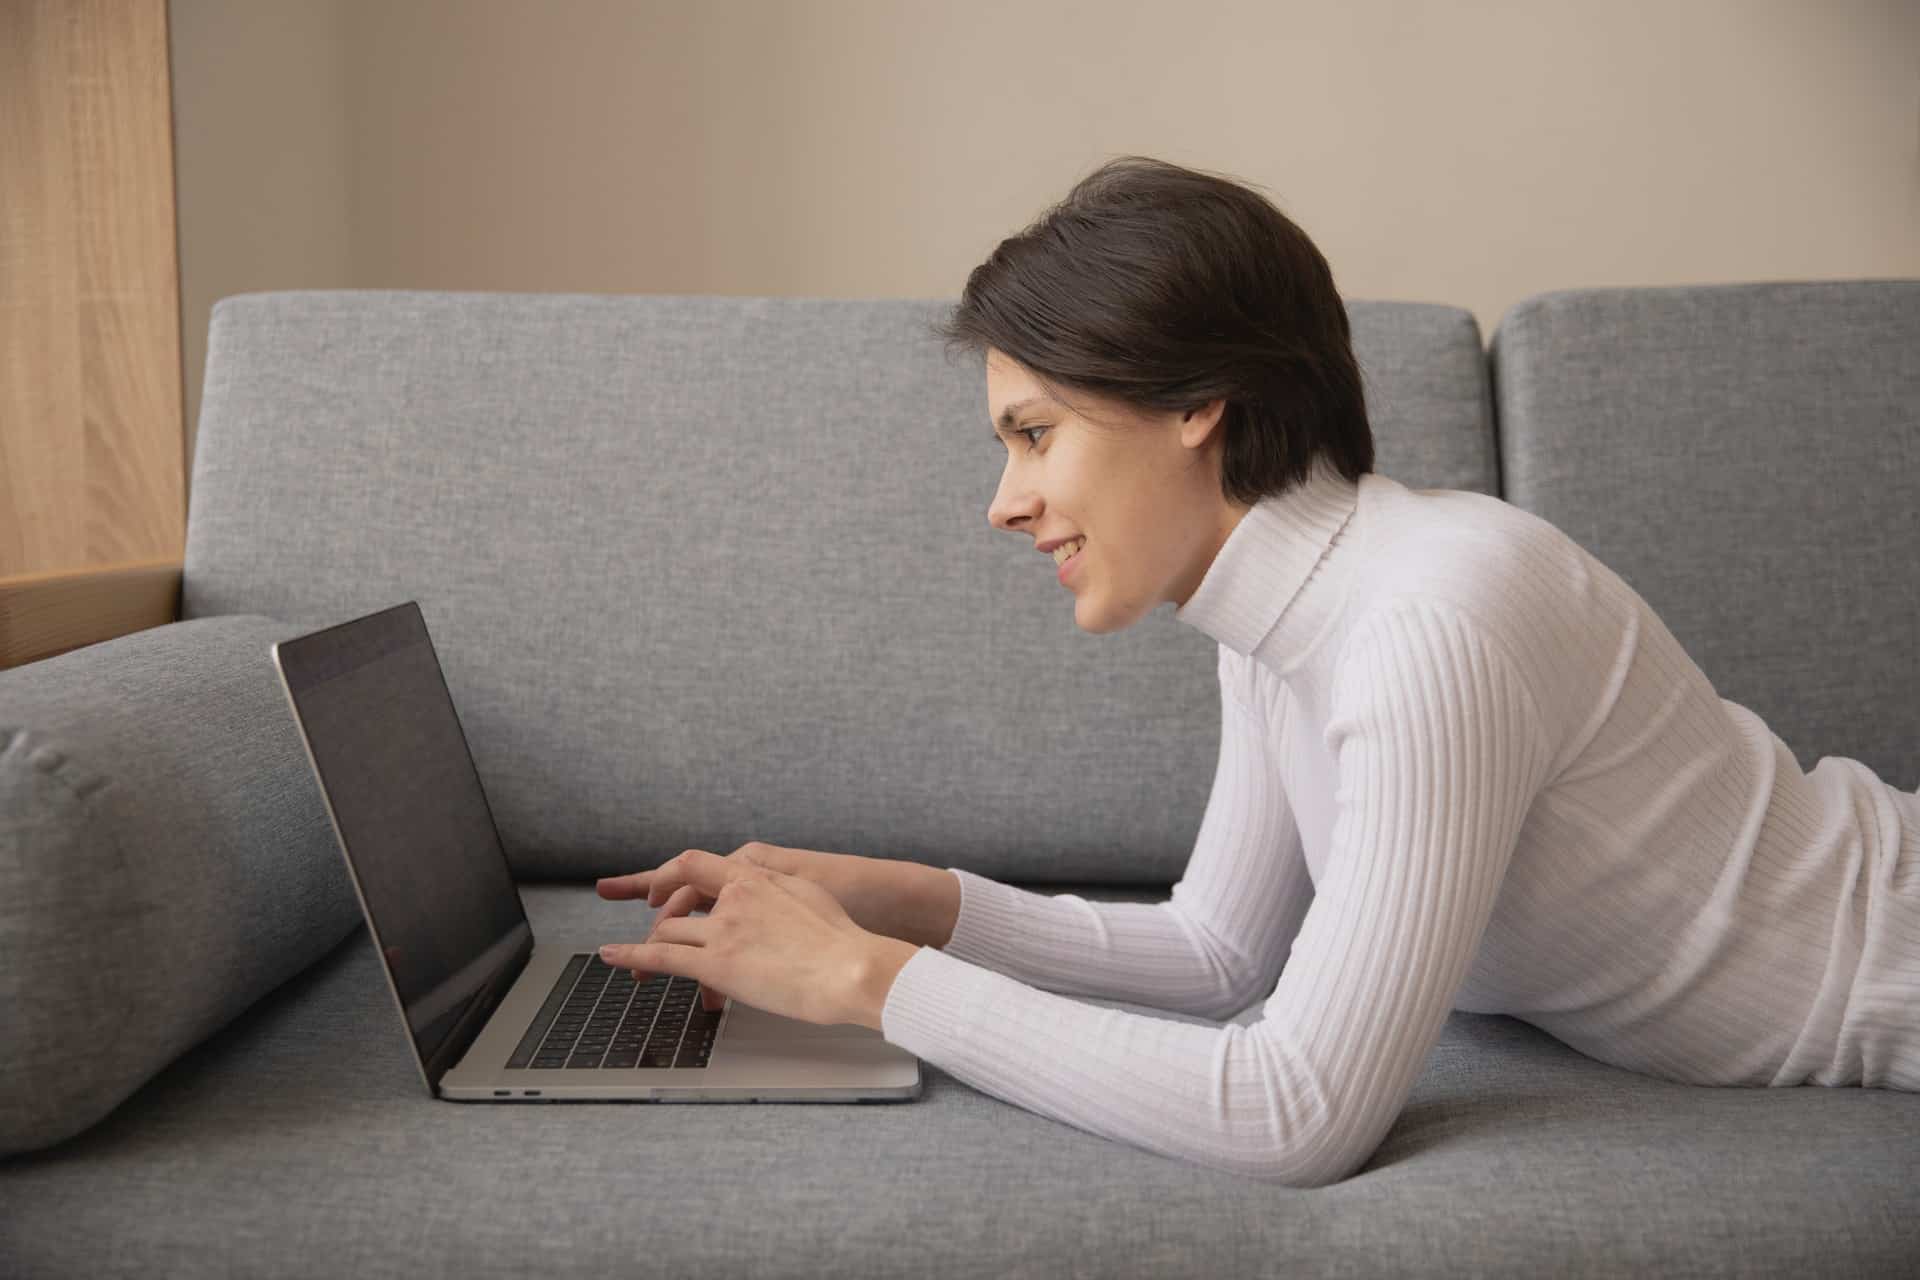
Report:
179,291,1494,884
4,884,1916,1279
0,615,361,1156
1490,280,1920,791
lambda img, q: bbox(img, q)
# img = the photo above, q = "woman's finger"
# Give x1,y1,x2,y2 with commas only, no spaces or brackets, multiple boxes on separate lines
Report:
605,913,694,974
610,913,706,977
643,914,706,946
594,870,652,900
668,848,762,901
600,940,669,974
646,849,718,905
657,882,706,924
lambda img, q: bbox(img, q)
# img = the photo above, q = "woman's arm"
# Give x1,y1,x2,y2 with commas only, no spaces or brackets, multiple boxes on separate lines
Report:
927,647,1314,1021
880,601,1555,1188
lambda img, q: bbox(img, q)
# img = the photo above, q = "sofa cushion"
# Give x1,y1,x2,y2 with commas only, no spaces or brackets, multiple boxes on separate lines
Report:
178,291,1497,884
1490,279,1920,791
0,615,361,1155
3,881,1915,1277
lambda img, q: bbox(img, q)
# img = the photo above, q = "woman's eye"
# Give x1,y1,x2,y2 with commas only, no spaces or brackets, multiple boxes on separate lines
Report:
1018,425,1049,451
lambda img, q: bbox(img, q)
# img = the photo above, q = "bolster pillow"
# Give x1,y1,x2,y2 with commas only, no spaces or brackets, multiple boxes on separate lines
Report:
0,615,361,1155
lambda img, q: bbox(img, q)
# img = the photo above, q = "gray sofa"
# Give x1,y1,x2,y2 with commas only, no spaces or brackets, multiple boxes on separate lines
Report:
3,281,1916,1277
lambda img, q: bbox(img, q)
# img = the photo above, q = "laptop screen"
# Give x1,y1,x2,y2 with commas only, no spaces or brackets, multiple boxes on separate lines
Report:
274,601,530,1083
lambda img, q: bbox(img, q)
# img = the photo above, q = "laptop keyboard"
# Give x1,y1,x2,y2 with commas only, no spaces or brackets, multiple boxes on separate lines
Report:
506,954,720,1070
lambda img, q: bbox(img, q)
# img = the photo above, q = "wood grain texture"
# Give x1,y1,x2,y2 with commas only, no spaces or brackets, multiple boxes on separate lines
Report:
0,0,185,581
0,557,182,669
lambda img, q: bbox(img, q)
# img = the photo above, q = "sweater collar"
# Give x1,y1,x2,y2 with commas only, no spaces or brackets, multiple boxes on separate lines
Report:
1174,455,1363,666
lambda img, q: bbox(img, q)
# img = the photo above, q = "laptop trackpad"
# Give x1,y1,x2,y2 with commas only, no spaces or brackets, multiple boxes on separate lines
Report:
721,1001,883,1040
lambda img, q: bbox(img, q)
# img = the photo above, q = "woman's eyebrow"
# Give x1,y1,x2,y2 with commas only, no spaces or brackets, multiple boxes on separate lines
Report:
994,397,1046,433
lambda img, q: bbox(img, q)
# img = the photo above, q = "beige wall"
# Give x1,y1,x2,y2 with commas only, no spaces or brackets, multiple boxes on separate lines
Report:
171,0,1920,478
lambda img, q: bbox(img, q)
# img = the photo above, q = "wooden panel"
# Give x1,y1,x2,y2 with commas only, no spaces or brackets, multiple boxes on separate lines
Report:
0,558,182,669
0,0,185,580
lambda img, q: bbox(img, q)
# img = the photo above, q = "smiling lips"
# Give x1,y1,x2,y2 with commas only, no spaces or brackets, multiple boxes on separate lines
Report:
1056,540,1086,583
1049,536,1086,567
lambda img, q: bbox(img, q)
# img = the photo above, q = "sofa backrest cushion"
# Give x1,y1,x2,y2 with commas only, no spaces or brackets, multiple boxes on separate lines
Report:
182,291,1495,883
0,615,361,1156
1490,280,1920,791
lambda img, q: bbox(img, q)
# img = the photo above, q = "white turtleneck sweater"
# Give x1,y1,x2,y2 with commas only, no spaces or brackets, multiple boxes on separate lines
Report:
876,457,1920,1188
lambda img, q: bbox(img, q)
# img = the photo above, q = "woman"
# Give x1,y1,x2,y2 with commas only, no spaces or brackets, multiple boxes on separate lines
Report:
596,155,1920,1188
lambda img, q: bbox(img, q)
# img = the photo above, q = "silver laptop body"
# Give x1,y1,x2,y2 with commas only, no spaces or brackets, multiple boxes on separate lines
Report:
270,600,922,1104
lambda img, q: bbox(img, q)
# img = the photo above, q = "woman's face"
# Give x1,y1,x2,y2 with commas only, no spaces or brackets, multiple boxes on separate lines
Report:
984,348,1246,633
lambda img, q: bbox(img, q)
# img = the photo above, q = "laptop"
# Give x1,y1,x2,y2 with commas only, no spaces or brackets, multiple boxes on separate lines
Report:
270,600,923,1104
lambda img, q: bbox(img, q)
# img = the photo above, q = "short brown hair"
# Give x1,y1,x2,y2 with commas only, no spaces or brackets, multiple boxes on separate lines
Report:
930,155,1374,507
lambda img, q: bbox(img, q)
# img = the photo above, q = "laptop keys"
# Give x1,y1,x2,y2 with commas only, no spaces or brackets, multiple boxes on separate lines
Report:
505,953,587,1068
511,955,713,1070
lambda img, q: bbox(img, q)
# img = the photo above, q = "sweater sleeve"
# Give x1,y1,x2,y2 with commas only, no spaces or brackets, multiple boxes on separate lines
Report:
933,646,1315,1021
880,600,1556,1188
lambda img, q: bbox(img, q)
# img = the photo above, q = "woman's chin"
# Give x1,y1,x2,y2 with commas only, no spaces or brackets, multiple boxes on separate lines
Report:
1072,592,1141,635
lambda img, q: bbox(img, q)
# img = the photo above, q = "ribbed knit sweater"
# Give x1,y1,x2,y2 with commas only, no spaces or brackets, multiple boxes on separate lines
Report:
877,457,1920,1188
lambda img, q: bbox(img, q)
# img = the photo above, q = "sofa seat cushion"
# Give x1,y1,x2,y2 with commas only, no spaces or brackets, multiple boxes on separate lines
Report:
3,882,1915,1277
0,615,362,1156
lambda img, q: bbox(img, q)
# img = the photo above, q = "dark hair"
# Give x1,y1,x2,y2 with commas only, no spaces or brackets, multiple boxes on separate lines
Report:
929,155,1373,508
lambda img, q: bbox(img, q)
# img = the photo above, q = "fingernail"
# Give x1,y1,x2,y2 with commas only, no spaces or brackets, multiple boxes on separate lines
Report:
598,945,615,959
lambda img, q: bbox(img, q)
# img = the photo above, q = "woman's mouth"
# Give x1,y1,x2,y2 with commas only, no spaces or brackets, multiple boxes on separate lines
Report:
1056,539,1086,584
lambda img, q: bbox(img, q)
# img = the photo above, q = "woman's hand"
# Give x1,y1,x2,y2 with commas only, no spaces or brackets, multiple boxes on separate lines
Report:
598,842,957,1013
596,849,886,1027
599,843,790,1010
